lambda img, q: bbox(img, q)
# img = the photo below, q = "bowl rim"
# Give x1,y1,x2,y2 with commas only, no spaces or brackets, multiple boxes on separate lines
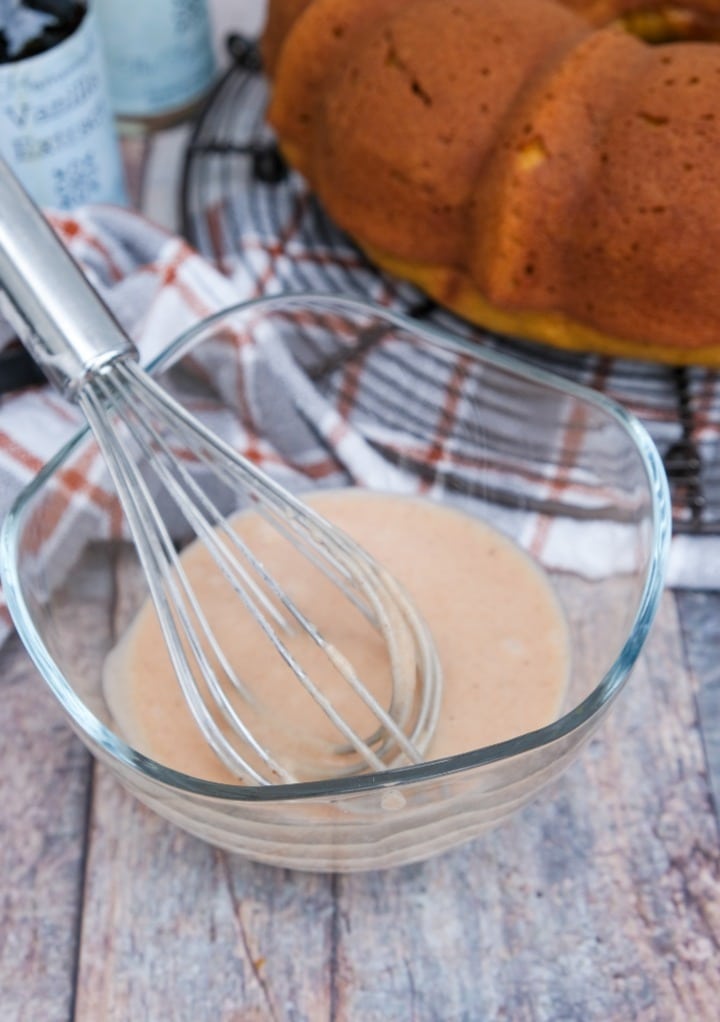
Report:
0,293,672,802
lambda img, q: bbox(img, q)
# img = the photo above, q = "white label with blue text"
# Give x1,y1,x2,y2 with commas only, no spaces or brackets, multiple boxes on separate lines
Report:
0,10,127,210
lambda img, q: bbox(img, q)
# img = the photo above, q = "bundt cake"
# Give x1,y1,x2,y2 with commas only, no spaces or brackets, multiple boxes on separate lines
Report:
262,0,720,365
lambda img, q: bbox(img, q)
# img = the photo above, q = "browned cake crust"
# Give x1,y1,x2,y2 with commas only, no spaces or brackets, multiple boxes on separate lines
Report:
264,0,720,364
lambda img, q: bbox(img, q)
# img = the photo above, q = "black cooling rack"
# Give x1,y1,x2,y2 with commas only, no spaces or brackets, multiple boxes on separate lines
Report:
177,36,717,537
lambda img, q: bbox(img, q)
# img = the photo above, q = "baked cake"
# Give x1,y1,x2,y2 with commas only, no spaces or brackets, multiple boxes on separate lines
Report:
263,0,720,364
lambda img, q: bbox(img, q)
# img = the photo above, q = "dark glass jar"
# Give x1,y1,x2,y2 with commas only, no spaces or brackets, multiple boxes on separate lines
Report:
0,1,86,62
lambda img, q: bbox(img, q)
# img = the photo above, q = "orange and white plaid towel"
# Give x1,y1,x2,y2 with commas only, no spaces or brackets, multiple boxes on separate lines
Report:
0,205,709,645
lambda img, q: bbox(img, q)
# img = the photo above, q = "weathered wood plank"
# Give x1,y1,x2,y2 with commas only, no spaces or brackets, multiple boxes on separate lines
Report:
73,778,335,1022
677,590,720,825
0,549,116,1022
5,565,718,1022
68,572,720,1021
0,638,88,1022
331,592,720,1022
74,546,336,1022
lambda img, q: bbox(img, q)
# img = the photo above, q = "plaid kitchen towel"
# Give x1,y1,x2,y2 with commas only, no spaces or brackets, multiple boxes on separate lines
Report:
0,204,710,643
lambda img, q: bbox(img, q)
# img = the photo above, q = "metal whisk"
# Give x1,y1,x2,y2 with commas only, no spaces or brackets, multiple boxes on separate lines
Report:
0,157,441,784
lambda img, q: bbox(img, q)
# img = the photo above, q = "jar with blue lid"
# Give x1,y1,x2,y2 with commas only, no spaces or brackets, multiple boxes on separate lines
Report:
0,1,127,209
94,0,217,131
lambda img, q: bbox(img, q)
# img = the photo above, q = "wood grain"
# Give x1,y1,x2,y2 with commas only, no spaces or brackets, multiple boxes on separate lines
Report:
0,637,88,1022
74,781,336,1022
0,551,114,1022
3,554,719,1020
330,593,720,1022
677,590,720,824
63,583,720,1021
73,546,337,1022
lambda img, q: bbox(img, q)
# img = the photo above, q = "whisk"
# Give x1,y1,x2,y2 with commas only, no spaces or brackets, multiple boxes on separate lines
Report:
0,157,441,785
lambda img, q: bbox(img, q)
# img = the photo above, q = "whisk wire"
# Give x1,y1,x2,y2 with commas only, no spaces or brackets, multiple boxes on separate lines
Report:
109,375,292,642
117,361,438,766
86,362,444,778
104,371,404,772
81,377,293,783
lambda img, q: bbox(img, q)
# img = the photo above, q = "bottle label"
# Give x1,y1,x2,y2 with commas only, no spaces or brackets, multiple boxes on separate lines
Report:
95,0,216,118
0,9,127,210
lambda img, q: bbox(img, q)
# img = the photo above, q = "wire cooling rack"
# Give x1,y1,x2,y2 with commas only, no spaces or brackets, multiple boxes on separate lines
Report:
180,35,720,537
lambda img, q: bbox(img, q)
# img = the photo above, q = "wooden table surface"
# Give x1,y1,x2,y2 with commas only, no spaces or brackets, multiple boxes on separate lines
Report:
3,4,720,1018
3,568,720,1020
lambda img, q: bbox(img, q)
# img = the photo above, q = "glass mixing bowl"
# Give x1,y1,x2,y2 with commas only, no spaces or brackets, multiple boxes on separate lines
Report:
0,295,671,872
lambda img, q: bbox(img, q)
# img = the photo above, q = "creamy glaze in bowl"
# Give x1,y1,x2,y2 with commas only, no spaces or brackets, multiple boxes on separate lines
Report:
0,296,671,871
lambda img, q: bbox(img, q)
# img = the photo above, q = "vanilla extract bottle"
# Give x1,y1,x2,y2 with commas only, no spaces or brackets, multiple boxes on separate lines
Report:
0,0,126,208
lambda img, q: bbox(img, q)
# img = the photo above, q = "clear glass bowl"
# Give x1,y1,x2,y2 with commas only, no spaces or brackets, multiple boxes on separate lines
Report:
0,296,671,872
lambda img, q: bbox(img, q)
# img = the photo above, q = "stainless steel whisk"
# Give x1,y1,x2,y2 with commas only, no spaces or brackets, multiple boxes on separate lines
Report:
0,158,441,784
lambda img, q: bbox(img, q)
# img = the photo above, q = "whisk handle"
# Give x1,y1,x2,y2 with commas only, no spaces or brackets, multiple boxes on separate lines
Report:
0,156,137,398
